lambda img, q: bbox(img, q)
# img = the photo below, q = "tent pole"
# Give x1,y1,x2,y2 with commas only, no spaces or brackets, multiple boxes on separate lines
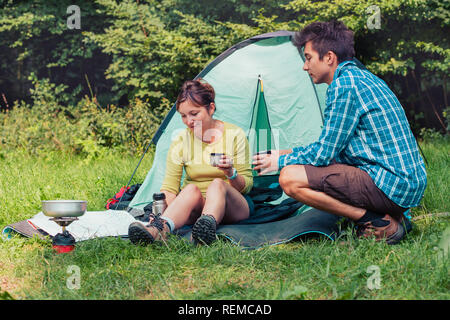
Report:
116,139,153,210
416,140,429,167
115,104,178,210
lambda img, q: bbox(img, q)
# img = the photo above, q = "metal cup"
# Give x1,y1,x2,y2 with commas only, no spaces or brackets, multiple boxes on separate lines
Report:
253,150,272,174
210,153,224,167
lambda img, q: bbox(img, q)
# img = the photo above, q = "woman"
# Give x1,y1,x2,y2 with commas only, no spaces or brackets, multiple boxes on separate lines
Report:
128,79,254,245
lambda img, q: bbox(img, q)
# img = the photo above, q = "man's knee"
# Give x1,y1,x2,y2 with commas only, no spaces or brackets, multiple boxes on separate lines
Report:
279,165,309,195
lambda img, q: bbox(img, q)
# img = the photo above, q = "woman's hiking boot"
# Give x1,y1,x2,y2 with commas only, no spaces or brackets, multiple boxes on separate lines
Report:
192,214,217,245
128,217,170,246
356,214,406,245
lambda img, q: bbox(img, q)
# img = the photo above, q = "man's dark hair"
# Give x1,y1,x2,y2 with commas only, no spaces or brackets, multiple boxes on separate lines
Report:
293,21,355,63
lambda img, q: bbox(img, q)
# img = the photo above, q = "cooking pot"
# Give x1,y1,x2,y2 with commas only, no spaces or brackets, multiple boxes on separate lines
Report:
42,200,87,218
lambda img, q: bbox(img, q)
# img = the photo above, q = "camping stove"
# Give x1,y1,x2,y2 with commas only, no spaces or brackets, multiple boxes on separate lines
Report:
42,200,87,254
50,217,78,253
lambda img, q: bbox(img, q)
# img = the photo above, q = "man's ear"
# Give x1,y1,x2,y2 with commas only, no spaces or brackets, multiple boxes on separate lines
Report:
325,51,338,66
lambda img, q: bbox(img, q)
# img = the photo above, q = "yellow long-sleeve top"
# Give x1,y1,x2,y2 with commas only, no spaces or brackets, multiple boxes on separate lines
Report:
161,121,253,196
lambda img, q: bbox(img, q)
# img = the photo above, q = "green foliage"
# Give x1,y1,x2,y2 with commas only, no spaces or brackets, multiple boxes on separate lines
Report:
278,0,449,131
0,0,448,156
444,107,450,132
0,0,112,106
0,77,164,156
420,127,445,142
420,106,450,140
83,0,234,106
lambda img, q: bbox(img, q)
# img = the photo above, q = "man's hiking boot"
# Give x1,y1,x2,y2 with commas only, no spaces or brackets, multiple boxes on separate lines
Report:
128,217,170,246
356,214,406,245
192,214,217,245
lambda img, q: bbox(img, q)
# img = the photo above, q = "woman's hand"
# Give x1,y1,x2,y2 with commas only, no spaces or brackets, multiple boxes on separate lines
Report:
214,154,234,177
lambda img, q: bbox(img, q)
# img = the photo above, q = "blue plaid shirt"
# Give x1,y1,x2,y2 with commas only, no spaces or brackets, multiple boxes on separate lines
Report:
279,60,427,208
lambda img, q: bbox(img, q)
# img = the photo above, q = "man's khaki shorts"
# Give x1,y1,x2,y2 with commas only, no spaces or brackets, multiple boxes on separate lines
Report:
304,163,406,220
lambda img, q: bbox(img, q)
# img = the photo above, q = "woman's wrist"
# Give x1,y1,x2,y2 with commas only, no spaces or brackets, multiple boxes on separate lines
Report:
225,167,238,180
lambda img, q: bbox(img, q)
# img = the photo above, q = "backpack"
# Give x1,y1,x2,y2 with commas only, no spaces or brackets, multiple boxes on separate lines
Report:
105,184,141,210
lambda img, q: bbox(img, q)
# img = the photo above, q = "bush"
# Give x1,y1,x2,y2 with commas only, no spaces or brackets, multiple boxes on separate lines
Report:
0,0,448,152
0,77,169,157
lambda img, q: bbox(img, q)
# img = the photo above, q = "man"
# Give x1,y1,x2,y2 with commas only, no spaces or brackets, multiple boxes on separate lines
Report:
252,21,427,244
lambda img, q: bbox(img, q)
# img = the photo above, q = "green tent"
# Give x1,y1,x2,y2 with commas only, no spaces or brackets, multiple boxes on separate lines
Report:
128,31,328,211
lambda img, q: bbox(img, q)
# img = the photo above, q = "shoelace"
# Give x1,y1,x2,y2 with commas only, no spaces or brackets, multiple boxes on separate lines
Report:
147,214,169,247
148,214,165,231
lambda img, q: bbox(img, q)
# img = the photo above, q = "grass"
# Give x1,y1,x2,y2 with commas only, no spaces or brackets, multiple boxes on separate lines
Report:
0,138,449,300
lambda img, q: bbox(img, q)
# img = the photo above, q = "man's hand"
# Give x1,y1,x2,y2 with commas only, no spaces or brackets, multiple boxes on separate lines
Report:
252,149,292,175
